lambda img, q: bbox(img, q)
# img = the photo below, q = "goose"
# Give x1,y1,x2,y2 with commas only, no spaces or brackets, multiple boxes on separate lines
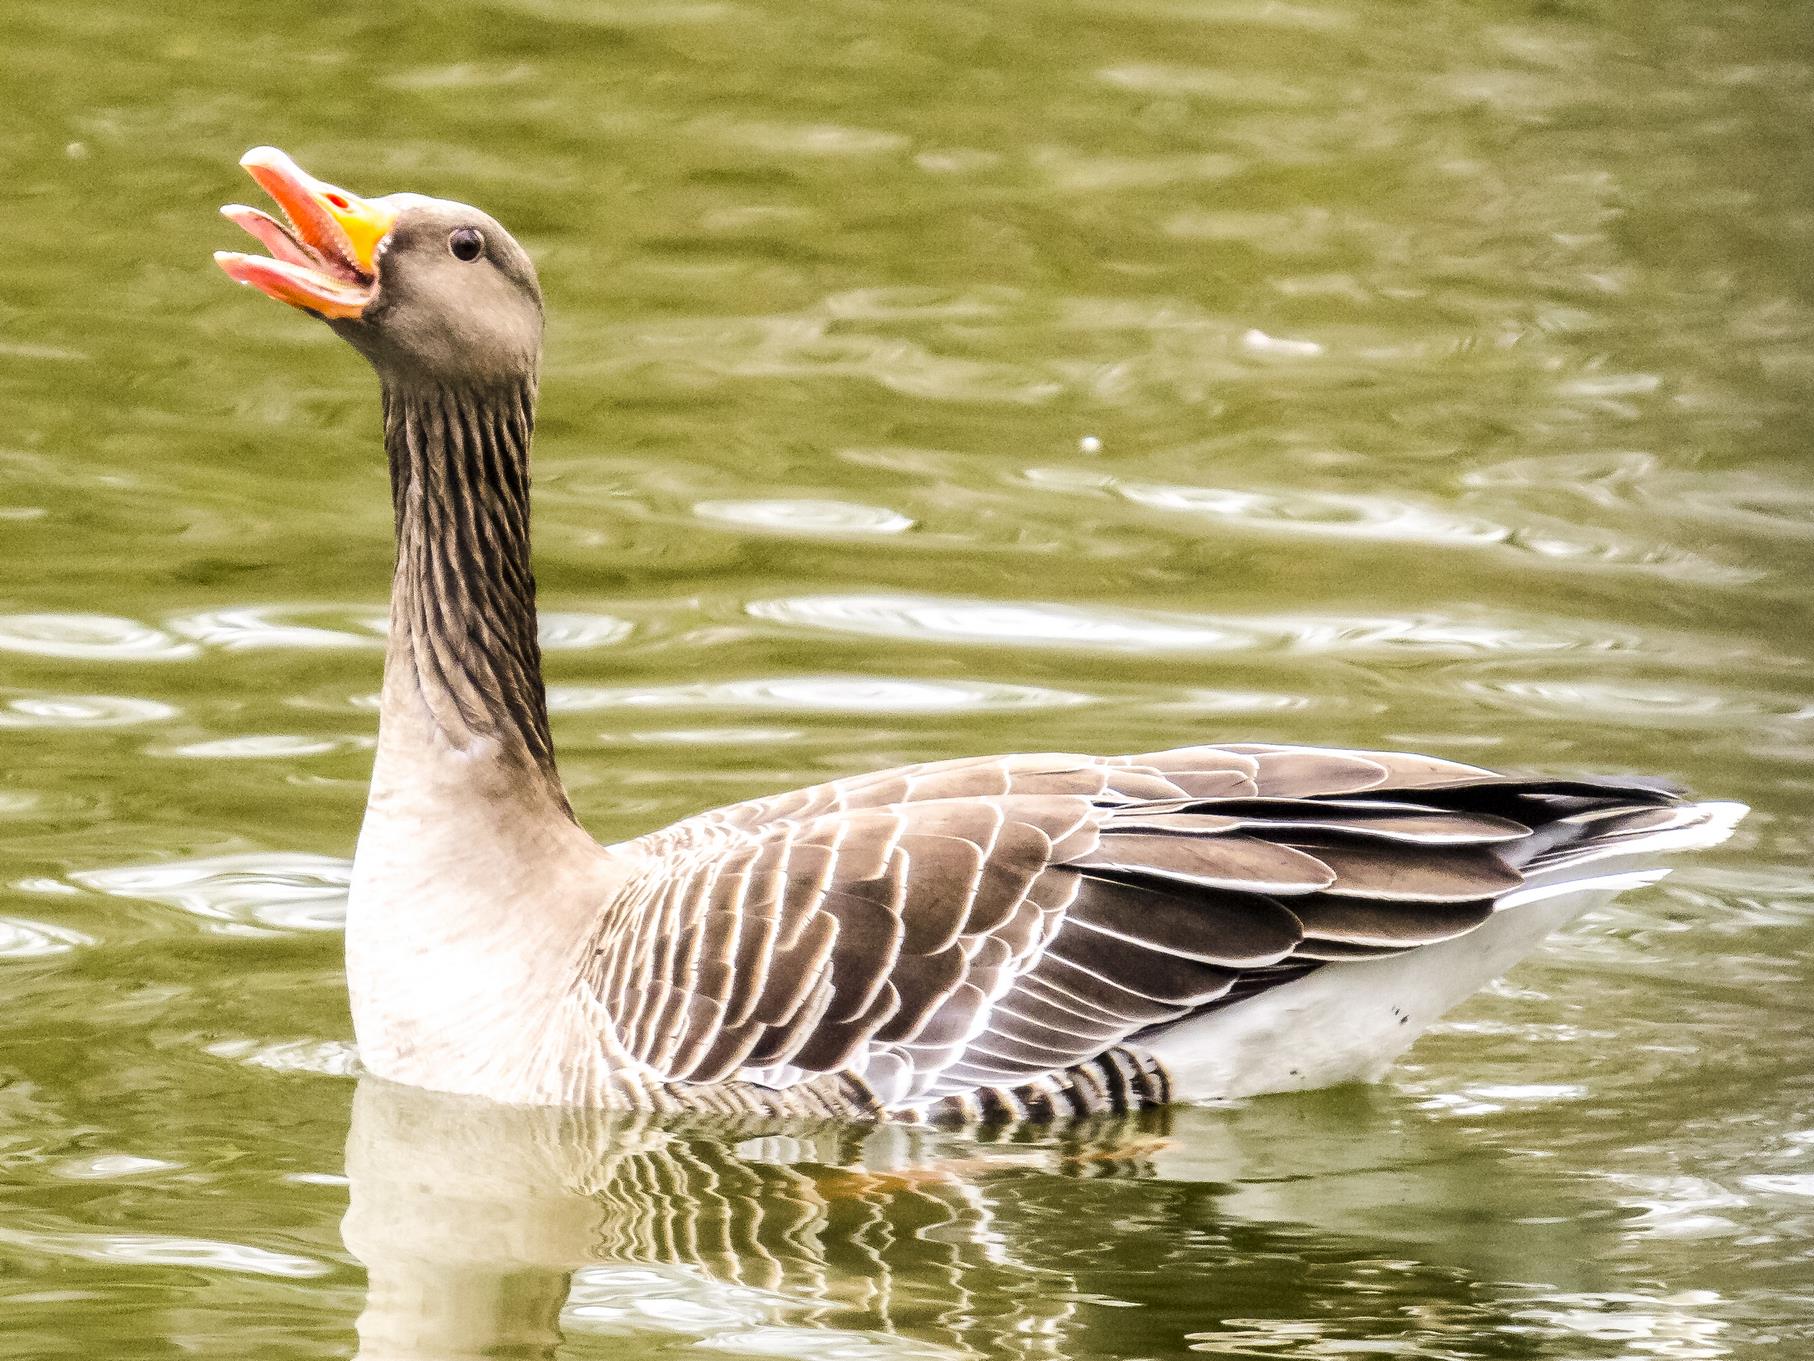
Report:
214,147,1746,1119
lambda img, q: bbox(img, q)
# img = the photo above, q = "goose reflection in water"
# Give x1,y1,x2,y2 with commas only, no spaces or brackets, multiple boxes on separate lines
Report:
342,1078,1617,1360
345,1077,1123,1360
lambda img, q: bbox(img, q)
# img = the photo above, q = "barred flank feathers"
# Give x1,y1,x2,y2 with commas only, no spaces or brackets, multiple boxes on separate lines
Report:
566,741,1709,1118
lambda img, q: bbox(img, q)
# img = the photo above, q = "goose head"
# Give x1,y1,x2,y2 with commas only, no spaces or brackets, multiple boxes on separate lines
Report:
214,147,543,388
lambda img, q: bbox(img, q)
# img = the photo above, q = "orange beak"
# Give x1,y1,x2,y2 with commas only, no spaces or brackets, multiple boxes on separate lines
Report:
214,147,397,319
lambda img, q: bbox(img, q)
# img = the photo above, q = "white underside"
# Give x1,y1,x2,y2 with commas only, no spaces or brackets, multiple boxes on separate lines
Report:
1137,800,1747,1103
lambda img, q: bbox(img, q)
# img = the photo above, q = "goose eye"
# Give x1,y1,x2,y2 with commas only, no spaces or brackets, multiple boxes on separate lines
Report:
449,227,484,262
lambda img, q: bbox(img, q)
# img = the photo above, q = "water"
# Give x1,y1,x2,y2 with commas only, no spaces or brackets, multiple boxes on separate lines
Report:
3,0,1811,1355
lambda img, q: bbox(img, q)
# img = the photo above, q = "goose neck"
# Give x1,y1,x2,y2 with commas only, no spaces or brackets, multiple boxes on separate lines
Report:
376,375,569,815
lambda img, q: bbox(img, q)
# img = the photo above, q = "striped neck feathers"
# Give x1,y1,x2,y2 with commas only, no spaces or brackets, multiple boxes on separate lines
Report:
379,376,569,812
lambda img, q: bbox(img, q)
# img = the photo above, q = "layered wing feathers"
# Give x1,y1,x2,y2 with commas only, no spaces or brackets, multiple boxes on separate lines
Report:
595,744,1678,1107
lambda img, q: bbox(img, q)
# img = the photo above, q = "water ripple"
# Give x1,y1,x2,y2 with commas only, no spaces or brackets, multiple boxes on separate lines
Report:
379,61,540,92
166,607,637,653
1421,1082,1589,1117
0,917,94,959
1741,1175,1814,1199
1096,64,1309,104
1037,147,1244,192
749,594,1251,652
820,286,1019,323
600,314,1062,405
535,612,635,650
53,1154,180,1180
0,615,195,661
1508,1291,1731,1360
1461,450,1663,496
0,1226,330,1279
617,726,803,746
1672,477,1814,542
70,853,350,935
699,118,909,157
549,675,1091,714
747,593,1613,657
693,498,914,536
204,1038,361,1077
167,606,381,651
158,735,345,759
564,1264,957,1359
1240,327,1326,357
1602,1175,1753,1241
1459,678,1803,722
475,0,739,27
1104,474,1505,546
1028,466,1756,580
0,694,178,729
1166,689,1321,714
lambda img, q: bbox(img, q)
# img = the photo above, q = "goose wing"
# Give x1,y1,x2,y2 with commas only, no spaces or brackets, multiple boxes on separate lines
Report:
597,744,1678,1109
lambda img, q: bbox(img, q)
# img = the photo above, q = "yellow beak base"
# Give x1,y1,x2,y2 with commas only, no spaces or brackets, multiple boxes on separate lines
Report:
214,147,396,319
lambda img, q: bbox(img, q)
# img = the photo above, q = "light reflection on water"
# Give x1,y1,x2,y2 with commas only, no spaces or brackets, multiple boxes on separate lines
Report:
548,675,1093,713
0,614,197,661
70,853,350,934
693,497,918,536
2,0,1810,1356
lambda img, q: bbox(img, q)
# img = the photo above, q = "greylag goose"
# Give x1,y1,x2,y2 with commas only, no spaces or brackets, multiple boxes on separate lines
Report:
215,148,1746,1119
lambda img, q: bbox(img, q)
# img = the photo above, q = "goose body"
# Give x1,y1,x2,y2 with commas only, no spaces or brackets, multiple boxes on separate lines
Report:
216,149,1746,1118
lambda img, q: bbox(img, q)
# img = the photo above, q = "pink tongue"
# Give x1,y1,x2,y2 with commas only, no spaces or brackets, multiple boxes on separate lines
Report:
213,251,370,318
221,205,319,270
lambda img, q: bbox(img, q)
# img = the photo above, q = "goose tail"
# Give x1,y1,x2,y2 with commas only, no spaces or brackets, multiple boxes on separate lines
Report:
1137,798,1748,1104
1496,798,1748,907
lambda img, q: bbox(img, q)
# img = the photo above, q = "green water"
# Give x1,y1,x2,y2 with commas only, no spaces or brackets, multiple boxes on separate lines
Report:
4,0,1812,1356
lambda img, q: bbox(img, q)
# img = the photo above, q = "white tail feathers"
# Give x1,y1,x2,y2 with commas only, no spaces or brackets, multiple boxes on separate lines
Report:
1501,799,1748,907
1140,799,1747,1103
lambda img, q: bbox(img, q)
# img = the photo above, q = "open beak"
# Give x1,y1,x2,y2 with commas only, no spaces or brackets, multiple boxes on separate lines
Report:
214,147,396,319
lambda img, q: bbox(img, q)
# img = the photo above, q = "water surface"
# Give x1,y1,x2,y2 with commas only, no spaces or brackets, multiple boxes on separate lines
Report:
3,0,1812,1356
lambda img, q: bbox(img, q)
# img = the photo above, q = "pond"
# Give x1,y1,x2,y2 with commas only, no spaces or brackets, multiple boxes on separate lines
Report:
3,0,1810,1356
